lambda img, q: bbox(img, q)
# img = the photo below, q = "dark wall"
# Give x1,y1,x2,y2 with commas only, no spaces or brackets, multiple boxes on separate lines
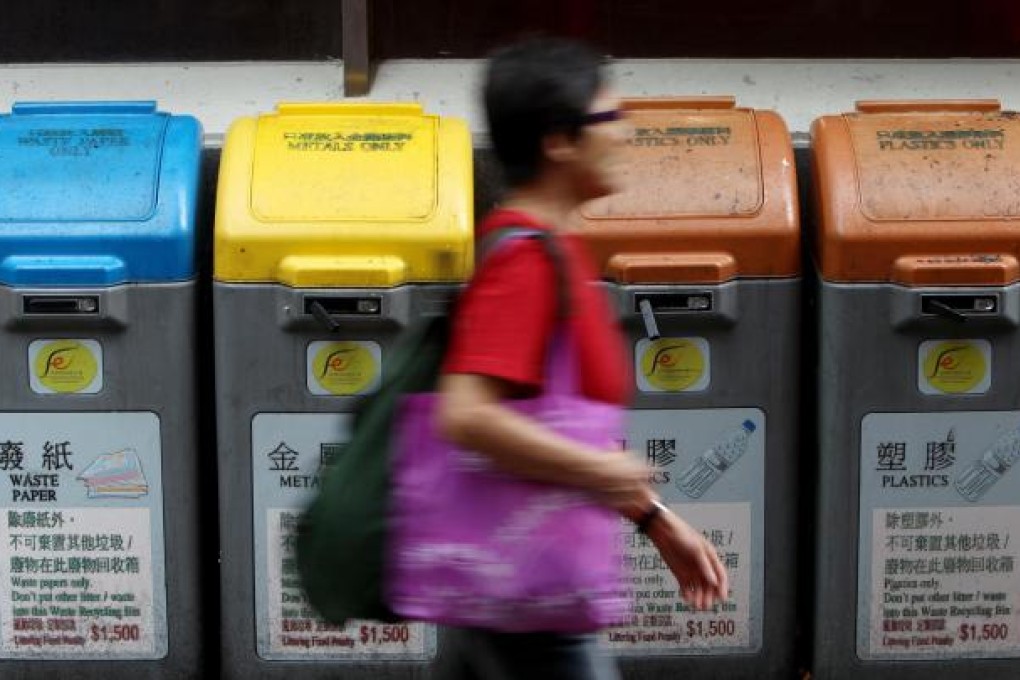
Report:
372,0,1020,59
0,1,343,62
3,0,1020,62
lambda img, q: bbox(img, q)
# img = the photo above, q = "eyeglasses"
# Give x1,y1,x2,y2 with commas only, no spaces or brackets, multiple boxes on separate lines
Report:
580,109,624,126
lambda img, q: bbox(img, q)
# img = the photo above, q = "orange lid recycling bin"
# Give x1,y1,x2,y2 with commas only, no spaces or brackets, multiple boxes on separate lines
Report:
812,100,1020,680
573,97,800,678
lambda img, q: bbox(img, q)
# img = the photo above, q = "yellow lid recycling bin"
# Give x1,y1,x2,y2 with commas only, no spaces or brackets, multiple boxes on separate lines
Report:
213,102,472,679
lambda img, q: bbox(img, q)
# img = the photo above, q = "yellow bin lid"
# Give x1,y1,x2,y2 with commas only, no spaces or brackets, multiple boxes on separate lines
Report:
812,99,1020,285
214,102,473,286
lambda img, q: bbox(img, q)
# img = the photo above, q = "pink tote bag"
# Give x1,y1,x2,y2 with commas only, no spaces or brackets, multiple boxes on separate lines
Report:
386,332,628,632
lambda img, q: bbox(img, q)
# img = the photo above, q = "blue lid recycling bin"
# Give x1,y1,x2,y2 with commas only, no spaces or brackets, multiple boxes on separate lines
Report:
0,101,205,678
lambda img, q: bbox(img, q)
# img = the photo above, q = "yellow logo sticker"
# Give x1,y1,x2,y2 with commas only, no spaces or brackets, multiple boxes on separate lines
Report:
639,338,707,392
921,340,989,394
32,340,100,394
309,341,380,396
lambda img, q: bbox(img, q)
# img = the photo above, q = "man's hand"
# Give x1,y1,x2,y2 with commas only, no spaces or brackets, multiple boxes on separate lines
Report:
645,506,729,611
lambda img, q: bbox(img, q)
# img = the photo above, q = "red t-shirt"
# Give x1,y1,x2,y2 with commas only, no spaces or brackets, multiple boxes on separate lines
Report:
442,209,632,406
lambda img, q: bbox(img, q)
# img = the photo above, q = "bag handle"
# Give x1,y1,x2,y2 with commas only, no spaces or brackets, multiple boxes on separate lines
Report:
476,227,570,320
473,227,582,394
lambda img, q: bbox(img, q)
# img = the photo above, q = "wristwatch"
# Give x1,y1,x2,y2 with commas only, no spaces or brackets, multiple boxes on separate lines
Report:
636,499,668,534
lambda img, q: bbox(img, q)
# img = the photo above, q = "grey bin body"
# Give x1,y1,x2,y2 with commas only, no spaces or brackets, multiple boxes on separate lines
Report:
0,101,202,679
212,101,472,679
811,101,1020,679
0,282,201,679
608,278,800,680
813,281,1020,679
213,282,456,680
567,97,800,678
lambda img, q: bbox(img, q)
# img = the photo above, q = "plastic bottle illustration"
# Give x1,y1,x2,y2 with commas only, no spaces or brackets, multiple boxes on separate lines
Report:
954,424,1020,502
676,420,756,498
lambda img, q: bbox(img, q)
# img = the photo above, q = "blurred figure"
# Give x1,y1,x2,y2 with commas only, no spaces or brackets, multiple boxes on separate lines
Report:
433,37,728,679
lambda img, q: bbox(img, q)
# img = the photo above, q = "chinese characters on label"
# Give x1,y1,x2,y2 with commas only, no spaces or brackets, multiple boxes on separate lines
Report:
603,408,764,655
603,503,751,652
0,412,165,660
870,507,1020,656
1,509,157,657
265,509,425,656
252,413,435,661
860,412,1020,659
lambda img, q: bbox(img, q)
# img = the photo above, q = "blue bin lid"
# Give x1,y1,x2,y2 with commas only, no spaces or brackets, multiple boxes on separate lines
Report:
0,101,202,286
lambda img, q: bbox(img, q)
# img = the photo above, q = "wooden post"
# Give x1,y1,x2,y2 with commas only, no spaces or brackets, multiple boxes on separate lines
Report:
342,0,371,96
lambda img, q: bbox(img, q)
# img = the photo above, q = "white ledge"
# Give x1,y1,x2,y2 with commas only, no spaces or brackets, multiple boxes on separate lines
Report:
3,59,1020,146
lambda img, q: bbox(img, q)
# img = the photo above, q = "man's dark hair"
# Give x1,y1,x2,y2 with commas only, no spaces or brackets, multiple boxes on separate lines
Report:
483,37,606,187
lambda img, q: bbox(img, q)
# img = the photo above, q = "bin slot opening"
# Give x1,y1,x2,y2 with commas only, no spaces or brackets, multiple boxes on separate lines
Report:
921,294,997,321
22,295,99,315
303,296,382,316
634,293,713,314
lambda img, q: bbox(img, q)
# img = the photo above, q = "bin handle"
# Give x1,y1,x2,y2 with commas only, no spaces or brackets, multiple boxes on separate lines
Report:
606,252,737,284
275,102,424,117
622,96,736,111
892,254,1019,287
855,100,1001,114
1,255,128,287
12,101,158,116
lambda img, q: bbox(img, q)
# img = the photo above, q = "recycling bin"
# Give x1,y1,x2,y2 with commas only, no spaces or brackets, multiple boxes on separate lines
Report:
0,102,203,676
569,96,800,678
812,99,1020,679
213,102,472,679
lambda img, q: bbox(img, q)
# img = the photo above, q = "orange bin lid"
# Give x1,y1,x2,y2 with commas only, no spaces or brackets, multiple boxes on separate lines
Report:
568,97,799,284
812,99,1020,285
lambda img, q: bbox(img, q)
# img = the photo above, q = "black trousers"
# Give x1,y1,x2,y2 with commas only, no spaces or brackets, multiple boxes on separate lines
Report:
430,628,620,680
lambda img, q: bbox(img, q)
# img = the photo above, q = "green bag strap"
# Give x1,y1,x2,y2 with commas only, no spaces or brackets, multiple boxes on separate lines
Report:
475,226,570,320
364,227,569,400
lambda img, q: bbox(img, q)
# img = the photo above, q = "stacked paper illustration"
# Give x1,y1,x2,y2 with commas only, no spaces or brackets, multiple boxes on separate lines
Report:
77,448,149,498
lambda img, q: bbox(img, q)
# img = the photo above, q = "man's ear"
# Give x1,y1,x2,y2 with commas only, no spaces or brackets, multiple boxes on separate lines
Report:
542,131,578,165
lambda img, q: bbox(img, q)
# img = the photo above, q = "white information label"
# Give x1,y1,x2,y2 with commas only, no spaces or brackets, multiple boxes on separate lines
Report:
604,503,751,653
601,408,764,655
868,506,1020,657
252,412,435,661
0,410,166,660
0,509,156,656
264,508,428,656
859,411,1020,659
